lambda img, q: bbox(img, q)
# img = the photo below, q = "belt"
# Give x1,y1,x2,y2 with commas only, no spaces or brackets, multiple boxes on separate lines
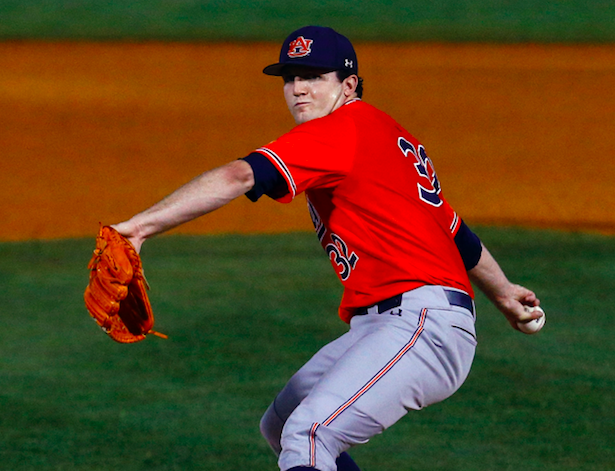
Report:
354,289,474,316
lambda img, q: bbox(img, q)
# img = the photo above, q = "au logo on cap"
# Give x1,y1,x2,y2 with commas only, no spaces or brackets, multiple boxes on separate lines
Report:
287,36,313,58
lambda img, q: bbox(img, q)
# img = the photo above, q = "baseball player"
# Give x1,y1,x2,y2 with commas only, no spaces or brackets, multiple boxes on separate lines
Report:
112,26,542,471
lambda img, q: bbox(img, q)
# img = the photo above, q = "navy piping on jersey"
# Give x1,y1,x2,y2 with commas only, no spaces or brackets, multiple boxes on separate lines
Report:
257,147,297,195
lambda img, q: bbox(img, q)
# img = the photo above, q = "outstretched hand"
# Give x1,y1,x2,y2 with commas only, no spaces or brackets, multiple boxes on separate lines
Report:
111,221,144,254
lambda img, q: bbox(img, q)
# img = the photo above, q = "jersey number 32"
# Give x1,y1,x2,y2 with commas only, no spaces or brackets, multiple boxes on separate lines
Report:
397,137,442,207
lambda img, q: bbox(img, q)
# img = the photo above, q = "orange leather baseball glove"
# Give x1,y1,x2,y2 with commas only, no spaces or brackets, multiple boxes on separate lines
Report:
84,225,167,343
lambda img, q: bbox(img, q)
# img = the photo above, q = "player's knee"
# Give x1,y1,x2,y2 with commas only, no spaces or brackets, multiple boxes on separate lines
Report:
260,402,284,455
280,414,347,471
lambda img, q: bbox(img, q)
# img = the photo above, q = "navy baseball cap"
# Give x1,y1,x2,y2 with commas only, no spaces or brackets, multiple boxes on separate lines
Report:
263,26,358,76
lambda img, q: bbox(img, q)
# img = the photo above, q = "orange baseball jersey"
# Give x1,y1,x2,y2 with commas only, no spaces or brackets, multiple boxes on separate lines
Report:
254,99,473,322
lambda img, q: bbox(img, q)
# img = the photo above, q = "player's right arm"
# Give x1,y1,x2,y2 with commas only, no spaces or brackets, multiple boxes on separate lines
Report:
112,159,255,252
468,244,542,330
452,220,542,330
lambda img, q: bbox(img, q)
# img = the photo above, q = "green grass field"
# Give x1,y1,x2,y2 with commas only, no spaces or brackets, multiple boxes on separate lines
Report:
1,227,614,470
1,0,614,42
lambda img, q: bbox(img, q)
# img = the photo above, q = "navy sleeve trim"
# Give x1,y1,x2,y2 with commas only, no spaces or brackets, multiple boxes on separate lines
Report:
241,152,289,202
454,220,483,270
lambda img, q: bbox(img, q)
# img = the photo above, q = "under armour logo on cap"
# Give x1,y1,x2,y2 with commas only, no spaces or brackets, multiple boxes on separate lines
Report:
345,59,353,68
288,36,313,58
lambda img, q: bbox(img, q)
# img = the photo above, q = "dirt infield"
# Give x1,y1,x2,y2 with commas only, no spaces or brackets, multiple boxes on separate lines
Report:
1,42,614,241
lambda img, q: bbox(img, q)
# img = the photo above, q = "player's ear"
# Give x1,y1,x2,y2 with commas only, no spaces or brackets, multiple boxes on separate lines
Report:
342,74,359,97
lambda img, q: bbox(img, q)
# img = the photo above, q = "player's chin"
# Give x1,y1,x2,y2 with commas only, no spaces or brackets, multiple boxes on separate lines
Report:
292,112,310,125
293,110,322,125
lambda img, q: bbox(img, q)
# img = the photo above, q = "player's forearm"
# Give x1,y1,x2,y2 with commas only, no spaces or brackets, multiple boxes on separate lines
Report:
114,160,254,247
467,244,514,306
468,243,539,325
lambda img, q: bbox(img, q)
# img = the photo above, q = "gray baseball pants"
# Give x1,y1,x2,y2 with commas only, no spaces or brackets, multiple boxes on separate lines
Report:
260,285,477,471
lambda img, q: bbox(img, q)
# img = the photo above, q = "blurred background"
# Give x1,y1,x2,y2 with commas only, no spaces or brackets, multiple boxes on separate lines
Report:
1,0,615,240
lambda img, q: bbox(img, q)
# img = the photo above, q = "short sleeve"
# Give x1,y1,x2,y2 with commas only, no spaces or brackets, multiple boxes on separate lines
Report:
254,110,357,202
241,153,289,202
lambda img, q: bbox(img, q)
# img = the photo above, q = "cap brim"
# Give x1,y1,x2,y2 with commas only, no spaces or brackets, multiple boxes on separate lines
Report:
262,63,285,76
263,62,340,77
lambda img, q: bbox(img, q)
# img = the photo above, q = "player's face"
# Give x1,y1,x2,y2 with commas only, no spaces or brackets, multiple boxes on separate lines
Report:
282,68,351,125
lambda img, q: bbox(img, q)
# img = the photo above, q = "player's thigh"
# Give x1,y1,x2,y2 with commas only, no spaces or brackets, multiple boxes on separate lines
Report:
272,327,360,421
261,328,362,455
283,306,476,440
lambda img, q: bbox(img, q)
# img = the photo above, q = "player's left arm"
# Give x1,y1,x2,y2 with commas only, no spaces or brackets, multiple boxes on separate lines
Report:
112,160,255,252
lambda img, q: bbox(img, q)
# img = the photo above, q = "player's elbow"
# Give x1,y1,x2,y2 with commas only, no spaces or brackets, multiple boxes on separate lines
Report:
225,159,256,193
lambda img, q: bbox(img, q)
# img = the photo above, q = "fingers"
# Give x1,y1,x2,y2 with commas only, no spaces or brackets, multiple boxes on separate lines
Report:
513,284,539,306
110,221,131,236
498,284,542,330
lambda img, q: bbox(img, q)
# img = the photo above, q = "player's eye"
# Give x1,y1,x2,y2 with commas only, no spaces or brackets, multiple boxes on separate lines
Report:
283,73,322,83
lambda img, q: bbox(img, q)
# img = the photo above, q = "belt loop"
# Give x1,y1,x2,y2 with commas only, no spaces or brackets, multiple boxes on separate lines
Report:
355,293,404,316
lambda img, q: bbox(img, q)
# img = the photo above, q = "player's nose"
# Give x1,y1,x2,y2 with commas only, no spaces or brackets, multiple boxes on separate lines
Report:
291,77,308,95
